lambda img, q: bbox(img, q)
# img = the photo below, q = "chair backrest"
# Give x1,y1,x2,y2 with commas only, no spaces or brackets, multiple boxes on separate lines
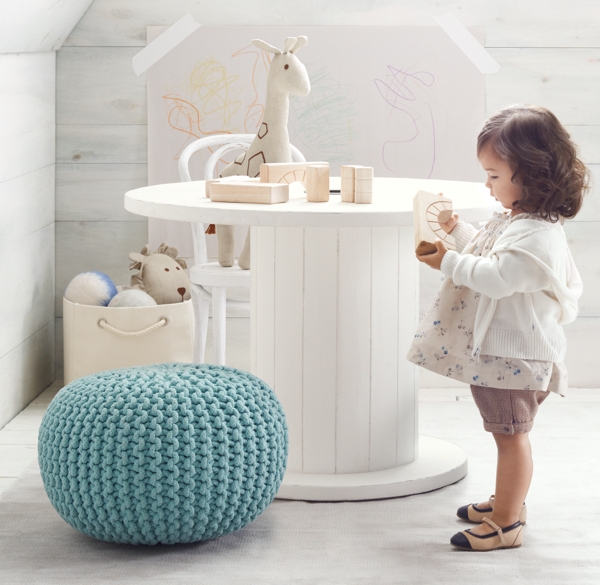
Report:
179,135,307,265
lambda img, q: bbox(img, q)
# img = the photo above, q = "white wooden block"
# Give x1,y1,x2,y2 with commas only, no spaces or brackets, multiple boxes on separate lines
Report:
210,181,289,204
260,162,328,185
355,166,373,179
413,190,456,255
0,126,55,184
340,165,356,203
56,163,148,222
336,227,372,473
274,227,305,472
306,165,330,203
0,226,54,360
57,47,146,124
355,191,373,204
0,53,55,138
0,166,54,251
303,227,338,473
205,176,259,197
0,0,94,53
55,221,148,317
56,125,147,164
0,321,54,430
355,178,373,192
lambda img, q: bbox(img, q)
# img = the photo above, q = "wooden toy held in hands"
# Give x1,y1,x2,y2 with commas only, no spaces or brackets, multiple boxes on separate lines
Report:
413,190,457,255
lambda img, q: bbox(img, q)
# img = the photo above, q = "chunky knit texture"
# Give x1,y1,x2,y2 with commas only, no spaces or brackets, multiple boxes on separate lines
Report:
38,363,288,545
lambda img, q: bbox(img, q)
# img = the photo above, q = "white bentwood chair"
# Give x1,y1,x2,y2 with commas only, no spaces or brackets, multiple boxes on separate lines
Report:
178,134,306,365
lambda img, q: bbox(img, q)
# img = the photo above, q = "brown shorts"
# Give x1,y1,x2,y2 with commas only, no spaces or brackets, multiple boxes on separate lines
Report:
470,385,550,435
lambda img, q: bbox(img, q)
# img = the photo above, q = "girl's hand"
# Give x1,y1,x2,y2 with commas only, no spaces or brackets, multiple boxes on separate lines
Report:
440,212,459,234
416,240,448,270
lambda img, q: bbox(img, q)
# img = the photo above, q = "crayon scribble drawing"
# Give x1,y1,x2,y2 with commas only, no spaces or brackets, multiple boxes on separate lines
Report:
374,55,447,177
290,65,357,165
161,45,271,170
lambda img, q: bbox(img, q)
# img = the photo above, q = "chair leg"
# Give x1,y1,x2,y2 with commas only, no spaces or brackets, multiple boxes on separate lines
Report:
212,286,227,365
191,285,209,364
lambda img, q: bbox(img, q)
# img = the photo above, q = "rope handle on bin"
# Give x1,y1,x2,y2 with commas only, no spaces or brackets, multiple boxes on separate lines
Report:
97,317,168,337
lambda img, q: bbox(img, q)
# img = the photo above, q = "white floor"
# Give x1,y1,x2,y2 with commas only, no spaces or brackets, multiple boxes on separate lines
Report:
2,318,600,583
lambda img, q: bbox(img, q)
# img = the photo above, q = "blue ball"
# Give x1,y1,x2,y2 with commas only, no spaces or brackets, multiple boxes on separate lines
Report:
64,271,118,306
38,364,288,545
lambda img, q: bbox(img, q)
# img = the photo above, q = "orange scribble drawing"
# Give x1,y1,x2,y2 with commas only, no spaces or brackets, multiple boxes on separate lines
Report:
162,46,271,165
231,45,271,133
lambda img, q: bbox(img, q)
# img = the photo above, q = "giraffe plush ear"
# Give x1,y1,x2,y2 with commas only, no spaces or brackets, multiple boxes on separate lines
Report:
290,36,308,54
252,39,282,54
283,37,297,53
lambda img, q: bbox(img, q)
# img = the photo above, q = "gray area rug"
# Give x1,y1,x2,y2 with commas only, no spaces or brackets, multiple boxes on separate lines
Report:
1,400,599,585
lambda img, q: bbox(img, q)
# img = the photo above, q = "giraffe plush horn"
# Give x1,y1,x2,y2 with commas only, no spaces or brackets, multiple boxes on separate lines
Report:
290,36,308,53
252,39,282,54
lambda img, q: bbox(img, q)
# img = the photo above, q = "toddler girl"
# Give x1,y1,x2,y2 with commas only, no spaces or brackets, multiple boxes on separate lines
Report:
408,104,588,551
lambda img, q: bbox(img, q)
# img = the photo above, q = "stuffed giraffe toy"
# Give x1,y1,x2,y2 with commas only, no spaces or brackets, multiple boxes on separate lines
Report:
215,36,311,269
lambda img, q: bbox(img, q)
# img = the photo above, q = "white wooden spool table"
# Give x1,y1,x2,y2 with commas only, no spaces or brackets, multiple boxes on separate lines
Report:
125,177,490,501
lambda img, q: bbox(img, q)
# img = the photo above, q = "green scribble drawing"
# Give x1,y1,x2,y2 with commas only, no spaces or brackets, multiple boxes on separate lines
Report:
290,65,357,164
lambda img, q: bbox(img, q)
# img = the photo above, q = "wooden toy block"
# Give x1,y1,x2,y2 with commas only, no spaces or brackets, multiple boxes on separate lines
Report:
355,167,373,204
306,165,330,202
205,176,260,198
355,166,373,179
260,162,329,186
210,181,290,204
355,190,373,204
340,165,358,202
355,178,373,192
413,190,456,255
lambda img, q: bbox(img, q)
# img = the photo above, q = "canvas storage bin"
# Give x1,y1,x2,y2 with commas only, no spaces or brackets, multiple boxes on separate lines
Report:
63,297,195,384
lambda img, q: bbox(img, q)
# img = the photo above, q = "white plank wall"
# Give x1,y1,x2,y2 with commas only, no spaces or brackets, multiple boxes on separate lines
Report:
0,1,94,53
56,0,600,387
0,52,56,428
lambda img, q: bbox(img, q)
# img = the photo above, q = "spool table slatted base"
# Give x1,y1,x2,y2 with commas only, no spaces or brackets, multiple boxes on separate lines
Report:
250,225,467,501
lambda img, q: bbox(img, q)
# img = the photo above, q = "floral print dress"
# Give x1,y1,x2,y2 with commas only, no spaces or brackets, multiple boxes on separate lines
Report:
407,211,568,395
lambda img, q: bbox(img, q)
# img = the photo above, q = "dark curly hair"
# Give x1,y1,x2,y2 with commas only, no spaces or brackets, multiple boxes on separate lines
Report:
477,105,589,222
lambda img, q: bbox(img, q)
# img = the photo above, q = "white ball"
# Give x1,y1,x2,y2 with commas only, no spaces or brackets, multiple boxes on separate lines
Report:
64,272,118,306
108,289,157,308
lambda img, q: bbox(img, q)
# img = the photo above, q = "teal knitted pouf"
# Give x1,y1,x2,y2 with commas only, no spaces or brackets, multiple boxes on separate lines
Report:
38,363,288,545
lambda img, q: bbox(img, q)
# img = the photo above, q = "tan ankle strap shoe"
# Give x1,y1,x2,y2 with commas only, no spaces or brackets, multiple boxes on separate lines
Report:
457,494,527,524
451,517,524,551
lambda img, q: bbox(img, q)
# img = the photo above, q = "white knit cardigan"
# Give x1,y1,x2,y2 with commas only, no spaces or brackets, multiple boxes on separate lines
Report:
440,217,582,361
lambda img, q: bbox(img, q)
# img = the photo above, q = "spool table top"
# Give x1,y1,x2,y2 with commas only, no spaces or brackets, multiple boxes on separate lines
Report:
125,177,492,228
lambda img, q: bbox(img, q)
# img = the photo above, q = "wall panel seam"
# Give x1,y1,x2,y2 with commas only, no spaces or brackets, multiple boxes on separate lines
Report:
0,221,55,254
0,318,55,362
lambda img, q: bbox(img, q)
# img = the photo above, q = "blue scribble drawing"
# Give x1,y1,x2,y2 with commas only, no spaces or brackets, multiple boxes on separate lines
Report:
290,65,357,165
374,55,446,177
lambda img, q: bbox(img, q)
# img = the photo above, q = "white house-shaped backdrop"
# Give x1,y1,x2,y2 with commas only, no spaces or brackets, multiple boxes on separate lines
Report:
147,25,485,258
